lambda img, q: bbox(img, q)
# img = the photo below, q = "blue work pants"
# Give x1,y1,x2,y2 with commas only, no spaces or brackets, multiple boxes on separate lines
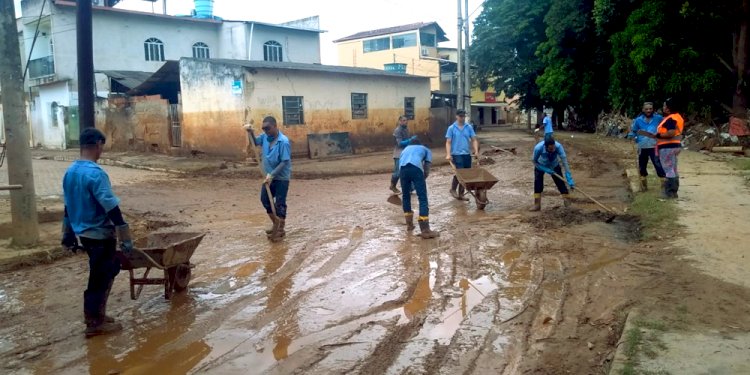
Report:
399,164,429,218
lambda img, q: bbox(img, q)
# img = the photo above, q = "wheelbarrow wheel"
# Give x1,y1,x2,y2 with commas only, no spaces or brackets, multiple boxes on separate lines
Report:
476,189,488,210
172,263,192,292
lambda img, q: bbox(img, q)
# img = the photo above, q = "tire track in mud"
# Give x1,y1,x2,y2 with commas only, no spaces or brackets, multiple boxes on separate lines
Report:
186,226,374,373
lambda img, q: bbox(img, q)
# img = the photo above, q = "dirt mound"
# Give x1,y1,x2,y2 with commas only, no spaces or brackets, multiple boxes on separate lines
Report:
522,207,640,232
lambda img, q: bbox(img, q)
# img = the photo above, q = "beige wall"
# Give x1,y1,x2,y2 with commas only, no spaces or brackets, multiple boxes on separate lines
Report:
337,40,441,91
179,59,432,158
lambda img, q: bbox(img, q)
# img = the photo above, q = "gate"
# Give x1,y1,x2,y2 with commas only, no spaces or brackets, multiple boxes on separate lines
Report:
169,104,181,147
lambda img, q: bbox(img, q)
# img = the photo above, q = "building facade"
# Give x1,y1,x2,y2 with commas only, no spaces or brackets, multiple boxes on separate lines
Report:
17,0,323,149
178,58,432,158
333,22,451,92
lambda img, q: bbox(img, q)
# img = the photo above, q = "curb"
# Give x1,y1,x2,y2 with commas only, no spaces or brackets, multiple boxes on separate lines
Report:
608,309,639,374
46,155,188,174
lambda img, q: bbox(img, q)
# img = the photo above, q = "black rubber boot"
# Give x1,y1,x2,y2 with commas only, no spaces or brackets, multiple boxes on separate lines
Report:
529,197,541,211
418,220,439,239
269,218,286,242
673,177,680,198
404,212,415,231
265,214,279,235
390,176,401,194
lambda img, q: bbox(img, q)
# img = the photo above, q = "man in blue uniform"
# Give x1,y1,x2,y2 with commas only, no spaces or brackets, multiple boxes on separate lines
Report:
628,102,665,191
530,138,575,211
445,109,479,200
390,115,416,193
399,138,438,239
543,112,554,141
247,116,292,241
61,128,133,338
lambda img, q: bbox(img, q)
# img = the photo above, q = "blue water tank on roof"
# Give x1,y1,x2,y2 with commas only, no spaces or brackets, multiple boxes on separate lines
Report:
194,0,214,18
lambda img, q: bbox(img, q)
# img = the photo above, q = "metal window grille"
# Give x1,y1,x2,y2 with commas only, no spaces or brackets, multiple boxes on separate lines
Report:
404,97,415,120
282,96,304,125
144,38,165,61
351,93,368,119
192,42,210,59
264,41,283,62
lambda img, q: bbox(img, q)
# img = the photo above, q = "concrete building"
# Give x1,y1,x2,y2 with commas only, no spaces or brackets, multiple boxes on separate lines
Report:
17,0,323,149
174,58,432,158
333,22,453,92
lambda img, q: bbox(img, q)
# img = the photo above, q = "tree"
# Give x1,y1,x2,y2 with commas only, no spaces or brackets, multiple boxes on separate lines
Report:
472,0,551,111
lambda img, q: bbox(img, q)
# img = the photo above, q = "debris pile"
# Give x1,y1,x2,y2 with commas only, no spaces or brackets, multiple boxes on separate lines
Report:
596,113,631,138
683,115,749,151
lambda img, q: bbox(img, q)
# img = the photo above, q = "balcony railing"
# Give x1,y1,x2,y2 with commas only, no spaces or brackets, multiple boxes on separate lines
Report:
28,56,55,79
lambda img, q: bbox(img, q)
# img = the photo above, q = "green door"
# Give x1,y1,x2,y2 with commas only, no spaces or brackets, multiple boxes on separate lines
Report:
65,106,80,148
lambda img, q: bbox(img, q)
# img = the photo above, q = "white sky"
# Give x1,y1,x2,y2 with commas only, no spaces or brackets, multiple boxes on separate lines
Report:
115,0,485,64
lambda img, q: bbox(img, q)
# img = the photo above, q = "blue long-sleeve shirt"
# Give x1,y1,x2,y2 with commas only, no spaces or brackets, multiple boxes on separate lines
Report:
543,115,554,135
629,113,663,149
532,141,570,173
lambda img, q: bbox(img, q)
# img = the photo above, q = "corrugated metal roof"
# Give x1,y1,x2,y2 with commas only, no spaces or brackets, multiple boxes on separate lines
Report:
201,58,431,79
97,70,154,90
333,22,448,43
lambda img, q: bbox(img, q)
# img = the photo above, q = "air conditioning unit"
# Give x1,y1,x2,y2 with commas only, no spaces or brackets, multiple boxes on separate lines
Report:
421,47,429,57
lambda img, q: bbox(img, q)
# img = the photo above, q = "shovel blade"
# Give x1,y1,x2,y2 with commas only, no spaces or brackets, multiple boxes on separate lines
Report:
387,194,402,206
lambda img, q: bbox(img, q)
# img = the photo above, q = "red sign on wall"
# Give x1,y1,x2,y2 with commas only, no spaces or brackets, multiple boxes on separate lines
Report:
484,92,496,102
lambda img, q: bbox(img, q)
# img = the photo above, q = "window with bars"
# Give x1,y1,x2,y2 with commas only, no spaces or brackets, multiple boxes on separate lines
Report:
144,37,165,61
192,42,210,59
404,97,415,120
351,93,368,119
264,41,283,62
282,96,304,125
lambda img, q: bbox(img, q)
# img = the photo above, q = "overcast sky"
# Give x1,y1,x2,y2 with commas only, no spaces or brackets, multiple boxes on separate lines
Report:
115,0,485,64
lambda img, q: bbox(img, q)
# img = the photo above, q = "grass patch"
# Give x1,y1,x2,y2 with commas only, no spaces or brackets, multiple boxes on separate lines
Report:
619,319,671,375
630,178,678,239
729,158,750,171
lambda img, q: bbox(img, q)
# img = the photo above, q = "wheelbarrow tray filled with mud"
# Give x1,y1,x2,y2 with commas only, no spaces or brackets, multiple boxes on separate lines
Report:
454,167,499,210
117,232,205,300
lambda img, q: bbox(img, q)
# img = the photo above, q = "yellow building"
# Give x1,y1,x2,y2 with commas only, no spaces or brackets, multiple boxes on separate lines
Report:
333,22,450,92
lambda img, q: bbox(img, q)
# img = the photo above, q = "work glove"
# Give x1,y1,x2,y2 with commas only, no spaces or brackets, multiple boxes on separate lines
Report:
409,135,418,141
264,173,273,185
61,219,79,253
115,224,134,254
536,165,555,175
565,171,575,189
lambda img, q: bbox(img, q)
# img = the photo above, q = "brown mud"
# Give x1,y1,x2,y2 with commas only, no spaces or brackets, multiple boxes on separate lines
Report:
1,129,748,374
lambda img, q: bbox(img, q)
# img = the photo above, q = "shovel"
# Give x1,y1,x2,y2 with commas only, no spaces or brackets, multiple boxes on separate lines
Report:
552,172,619,223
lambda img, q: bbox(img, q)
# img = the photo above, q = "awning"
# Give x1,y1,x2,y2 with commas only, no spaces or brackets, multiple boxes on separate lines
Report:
97,70,154,90
127,61,181,103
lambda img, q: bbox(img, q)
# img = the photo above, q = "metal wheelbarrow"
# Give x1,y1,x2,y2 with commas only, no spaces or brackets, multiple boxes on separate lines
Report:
117,232,206,300
450,161,499,210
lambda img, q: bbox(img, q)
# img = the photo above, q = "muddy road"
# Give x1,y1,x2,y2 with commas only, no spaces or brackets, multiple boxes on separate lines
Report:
1,129,665,374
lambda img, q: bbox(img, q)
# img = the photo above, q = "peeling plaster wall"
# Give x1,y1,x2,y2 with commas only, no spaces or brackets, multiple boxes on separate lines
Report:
96,96,171,153
179,59,432,158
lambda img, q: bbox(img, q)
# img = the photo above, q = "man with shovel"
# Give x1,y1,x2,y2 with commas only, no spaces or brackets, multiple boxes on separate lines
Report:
245,116,291,241
399,137,438,239
529,137,575,211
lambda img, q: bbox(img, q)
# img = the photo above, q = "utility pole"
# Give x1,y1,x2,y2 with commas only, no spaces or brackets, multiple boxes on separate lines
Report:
77,0,95,131
456,0,463,110
463,0,471,115
0,0,40,246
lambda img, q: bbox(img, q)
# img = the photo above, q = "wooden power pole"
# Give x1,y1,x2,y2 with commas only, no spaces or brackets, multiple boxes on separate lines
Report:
0,0,40,246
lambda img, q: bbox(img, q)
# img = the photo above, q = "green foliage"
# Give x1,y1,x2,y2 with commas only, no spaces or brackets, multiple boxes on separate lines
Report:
471,0,551,110
471,0,746,123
